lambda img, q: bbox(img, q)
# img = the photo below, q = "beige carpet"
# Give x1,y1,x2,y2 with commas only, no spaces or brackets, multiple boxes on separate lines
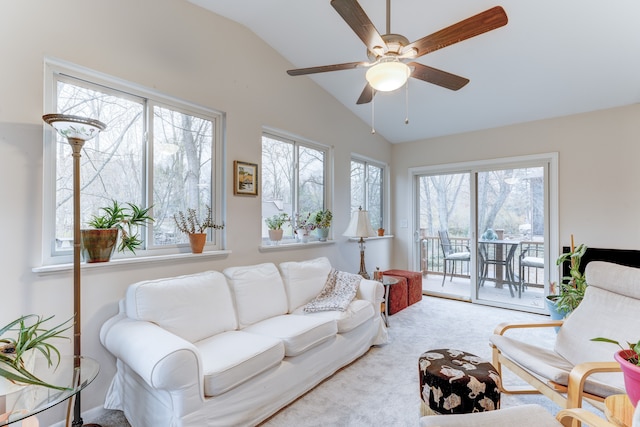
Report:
93,296,572,426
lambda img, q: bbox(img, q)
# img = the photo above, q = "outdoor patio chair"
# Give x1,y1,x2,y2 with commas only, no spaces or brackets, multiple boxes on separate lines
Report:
437,230,471,287
490,261,640,412
520,241,545,292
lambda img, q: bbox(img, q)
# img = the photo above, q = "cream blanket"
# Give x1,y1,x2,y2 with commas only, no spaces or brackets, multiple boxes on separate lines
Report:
303,269,361,312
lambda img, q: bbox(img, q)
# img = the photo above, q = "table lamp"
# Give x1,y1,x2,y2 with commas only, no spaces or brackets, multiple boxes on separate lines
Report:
343,207,377,279
43,114,106,427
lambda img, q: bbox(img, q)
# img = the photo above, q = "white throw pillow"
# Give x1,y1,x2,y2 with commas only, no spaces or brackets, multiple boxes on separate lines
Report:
125,270,236,343
279,257,332,312
223,263,288,328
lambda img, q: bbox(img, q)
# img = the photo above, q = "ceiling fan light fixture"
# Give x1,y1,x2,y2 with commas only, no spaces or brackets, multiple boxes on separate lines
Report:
365,59,410,92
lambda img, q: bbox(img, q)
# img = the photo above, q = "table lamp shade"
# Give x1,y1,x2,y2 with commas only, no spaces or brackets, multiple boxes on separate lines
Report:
343,208,377,238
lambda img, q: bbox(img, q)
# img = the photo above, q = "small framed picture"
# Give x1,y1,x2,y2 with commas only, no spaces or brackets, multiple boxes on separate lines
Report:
233,161,258,196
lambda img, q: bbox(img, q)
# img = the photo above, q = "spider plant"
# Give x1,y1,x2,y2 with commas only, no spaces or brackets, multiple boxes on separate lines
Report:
0,314,73,390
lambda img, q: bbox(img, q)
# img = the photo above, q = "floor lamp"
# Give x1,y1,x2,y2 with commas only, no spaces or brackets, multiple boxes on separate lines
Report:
343,207,377,279
43,114,106,427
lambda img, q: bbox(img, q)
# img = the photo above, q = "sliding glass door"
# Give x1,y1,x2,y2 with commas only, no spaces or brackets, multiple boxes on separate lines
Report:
413,155,557,313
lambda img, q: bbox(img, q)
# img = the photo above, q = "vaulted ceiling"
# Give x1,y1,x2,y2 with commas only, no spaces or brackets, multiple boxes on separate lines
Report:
190,1,640,143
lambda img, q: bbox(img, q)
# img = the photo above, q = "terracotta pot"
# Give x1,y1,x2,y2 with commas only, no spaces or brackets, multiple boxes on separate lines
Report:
377,228,385,236
188,233,207,253
81,229,118,263
615,349,640,407
268,229,284,243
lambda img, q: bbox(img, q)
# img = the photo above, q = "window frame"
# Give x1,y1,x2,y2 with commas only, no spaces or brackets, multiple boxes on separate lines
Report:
42,58,226,266
350,154,388,232
261,128,333,245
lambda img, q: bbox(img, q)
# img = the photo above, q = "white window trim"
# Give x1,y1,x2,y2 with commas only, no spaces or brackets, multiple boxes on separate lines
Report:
41,57,226,266
350,153,389,232
261,127,334,247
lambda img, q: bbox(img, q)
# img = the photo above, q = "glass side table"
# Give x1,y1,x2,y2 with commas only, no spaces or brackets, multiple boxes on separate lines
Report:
0,356,99,426
380,276,399,327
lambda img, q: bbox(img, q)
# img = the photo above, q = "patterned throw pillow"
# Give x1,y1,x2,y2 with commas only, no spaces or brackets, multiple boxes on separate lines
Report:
303,269,361,312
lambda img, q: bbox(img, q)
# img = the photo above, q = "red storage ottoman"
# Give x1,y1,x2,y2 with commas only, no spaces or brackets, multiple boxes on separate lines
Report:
383,269,423,306
384,275,408,315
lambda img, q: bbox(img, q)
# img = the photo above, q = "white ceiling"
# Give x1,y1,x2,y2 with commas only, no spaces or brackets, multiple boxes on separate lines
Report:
189,0,640,143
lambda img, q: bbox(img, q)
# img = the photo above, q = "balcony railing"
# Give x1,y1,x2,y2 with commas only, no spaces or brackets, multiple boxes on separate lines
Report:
420,236,545,287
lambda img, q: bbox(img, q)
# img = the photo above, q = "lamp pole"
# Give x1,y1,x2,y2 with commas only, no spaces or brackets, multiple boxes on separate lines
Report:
43,114,106,427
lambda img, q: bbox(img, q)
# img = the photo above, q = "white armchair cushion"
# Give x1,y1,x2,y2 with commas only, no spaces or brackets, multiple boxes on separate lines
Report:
279,257,332,312
223,263,288,328
195,330,284,396
125,270,236,343
243,314,337,357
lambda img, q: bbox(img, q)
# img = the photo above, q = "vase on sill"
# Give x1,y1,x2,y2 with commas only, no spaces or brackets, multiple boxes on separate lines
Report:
268,229,284,245
296,228,309,243
316,227,329,242
81,228,118,263
188,233,207,254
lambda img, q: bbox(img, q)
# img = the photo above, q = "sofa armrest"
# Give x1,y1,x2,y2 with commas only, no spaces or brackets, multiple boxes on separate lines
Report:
101,316,203,396
357,278,384,305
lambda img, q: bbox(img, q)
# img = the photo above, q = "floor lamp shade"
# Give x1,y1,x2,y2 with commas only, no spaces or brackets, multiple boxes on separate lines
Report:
343,207,377,279
342,208,377,239
43,113,106,427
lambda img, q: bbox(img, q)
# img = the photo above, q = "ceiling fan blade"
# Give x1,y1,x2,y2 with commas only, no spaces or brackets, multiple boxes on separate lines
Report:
331,0,387,54
287,61,369,76
409,62,469,91
356,83,375,105
403,6,508,58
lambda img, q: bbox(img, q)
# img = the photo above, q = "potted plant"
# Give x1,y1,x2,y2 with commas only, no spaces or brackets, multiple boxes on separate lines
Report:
293,212,315,243
265,213,289,244
1,314,73,393
591,337,640,407
173,206,224,253
547,239,588,318
82,200,154,263
312,209,332,241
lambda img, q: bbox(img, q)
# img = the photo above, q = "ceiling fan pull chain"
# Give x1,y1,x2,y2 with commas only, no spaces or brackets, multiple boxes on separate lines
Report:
405,81,409,125
371,89,376,134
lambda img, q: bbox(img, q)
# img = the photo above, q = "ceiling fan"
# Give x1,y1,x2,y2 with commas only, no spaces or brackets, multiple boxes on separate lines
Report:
287,0,508,105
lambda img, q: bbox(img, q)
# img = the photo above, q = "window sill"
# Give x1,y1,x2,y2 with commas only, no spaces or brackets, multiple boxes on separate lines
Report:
259,240,335,252
347,235,394,242
32,250,232,275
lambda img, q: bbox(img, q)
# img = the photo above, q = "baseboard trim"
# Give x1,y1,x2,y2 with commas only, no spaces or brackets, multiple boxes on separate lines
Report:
50,405,108,427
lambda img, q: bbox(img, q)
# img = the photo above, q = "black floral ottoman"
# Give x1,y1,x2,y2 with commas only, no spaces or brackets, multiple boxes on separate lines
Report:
419,348,501,416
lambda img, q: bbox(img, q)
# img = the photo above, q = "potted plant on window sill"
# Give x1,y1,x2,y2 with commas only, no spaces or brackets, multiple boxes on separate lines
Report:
293,212,315,243
1,314,73,394
312,209,332,242
174,206,224,253
82,200,154,263
591,337,640,407
265,213,289,244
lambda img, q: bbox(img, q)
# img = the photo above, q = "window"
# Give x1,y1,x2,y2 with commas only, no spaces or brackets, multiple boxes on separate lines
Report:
261,130,331,242
350,157,385,229
43,60,224,264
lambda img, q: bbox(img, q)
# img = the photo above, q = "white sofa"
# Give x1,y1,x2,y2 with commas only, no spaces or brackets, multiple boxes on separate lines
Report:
99,257,387,427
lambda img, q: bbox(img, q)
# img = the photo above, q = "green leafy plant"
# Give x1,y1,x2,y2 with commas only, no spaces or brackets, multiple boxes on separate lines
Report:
265,213,289,230
591,337,640,365
87,200,154,254
312,209,333,229
552,242,588,314
0,315,73,390
174,206,224,234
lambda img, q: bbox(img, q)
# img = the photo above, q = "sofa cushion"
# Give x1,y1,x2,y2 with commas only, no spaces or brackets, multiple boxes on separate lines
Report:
223,263,288,328
292,299,375,333
195,330,285,396
125,270,236,343
279,257,332,312
242,314,337,357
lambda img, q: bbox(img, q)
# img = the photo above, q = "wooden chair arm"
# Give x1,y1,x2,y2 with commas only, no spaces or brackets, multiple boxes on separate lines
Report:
493,320,564,335
557,408,617,427
566,361,622,409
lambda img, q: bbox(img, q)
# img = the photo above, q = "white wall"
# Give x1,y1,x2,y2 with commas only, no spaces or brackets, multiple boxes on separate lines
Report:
391,104,640,268
0,1,393,424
